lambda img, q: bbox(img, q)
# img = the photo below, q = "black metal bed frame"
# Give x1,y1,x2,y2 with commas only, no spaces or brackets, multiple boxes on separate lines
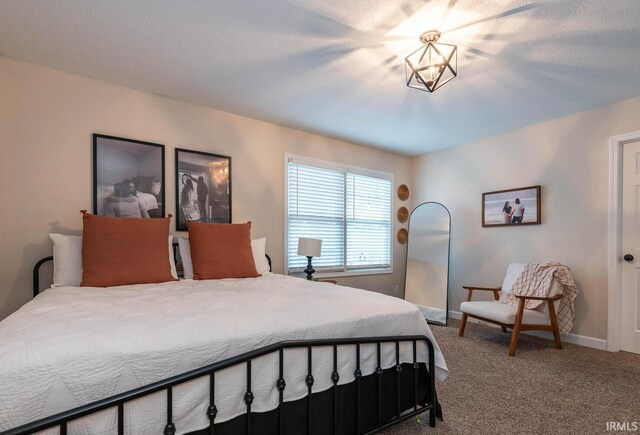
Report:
6,254,437,435
3,336,436,435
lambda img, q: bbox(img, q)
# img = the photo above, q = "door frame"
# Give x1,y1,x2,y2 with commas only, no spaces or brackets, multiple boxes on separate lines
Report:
608,130,640,352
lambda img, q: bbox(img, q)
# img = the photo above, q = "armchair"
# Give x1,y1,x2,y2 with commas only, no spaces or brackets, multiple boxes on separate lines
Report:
458,263,564,356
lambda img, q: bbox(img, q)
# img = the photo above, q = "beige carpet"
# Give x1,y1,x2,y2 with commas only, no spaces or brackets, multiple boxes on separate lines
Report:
382,320,640,435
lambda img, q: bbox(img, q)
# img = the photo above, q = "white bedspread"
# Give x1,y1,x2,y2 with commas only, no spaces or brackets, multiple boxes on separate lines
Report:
0,274,447,434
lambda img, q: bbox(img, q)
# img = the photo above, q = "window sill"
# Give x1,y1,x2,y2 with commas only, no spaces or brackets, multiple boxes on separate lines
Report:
289,268,393,279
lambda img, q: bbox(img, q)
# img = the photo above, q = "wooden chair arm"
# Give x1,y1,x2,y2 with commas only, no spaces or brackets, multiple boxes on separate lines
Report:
463,286,502,302
514,294,562,301
462,286,502,291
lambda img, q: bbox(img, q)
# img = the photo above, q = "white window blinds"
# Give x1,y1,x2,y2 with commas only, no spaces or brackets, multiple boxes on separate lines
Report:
346,173,392,269
287,157,392,274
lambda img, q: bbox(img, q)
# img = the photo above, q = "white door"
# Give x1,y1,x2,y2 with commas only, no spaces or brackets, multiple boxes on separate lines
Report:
621,140,640,353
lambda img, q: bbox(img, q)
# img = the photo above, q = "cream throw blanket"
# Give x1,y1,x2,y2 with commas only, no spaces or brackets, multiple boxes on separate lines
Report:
503,262,578,333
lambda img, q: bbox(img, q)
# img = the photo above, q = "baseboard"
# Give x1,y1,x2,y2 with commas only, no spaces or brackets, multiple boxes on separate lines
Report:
449,310,608,351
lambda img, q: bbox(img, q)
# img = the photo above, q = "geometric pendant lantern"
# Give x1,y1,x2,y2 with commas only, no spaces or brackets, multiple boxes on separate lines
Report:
405,30,457,93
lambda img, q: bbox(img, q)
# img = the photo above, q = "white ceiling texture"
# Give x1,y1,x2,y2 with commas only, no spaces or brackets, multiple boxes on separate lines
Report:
1,1,640,155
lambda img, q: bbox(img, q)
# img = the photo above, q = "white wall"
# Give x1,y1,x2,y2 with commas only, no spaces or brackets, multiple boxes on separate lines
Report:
0,57,410,321
410,95,640,340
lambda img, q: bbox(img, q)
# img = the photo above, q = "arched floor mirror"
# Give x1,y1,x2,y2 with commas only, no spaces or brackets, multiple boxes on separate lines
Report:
404,202,451,326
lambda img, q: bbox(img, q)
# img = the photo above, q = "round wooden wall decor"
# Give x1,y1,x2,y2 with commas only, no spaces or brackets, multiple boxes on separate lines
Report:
397,184,410,201
397,228,408,244
397,206,409,223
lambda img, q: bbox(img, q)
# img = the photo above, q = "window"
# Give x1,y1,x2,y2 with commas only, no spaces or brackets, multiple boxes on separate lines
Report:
286,155,392,276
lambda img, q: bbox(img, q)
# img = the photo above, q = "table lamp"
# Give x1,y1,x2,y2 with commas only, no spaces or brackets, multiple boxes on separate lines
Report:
297,238,322,280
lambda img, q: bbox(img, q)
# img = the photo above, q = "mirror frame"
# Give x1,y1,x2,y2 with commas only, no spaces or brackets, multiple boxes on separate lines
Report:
405,201,452,326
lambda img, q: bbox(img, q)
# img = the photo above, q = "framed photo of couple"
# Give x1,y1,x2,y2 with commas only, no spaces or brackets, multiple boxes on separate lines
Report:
92,134,166,219
175,148,232,231
482,185,541,227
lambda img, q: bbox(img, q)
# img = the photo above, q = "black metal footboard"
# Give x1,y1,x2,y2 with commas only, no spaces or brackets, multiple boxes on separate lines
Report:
1,336,437,435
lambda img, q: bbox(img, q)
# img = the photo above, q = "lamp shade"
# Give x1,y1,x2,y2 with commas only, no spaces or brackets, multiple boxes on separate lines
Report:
297,238,322,257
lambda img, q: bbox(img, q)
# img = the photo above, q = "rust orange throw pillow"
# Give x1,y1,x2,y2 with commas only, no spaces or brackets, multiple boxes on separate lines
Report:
187,221,260,280
81,212,177,287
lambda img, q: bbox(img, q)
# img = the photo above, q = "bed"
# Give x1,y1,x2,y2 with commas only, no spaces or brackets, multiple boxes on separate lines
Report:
0,256,447,435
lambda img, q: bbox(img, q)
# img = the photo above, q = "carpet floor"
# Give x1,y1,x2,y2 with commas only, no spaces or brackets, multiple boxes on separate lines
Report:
381,320,640,435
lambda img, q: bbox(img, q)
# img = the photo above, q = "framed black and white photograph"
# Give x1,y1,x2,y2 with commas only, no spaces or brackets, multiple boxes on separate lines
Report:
93,134,165,218
482,185,541,227
175,148,231,231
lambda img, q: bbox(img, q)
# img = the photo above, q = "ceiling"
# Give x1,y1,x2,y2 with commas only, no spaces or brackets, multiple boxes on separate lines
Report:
1,1,640,156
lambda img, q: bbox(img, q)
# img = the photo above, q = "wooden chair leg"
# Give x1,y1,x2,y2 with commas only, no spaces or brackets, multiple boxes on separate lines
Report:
458,288,476,338
458,313,468,337
547,301,563,350
492,291,507,332
509,299,526,356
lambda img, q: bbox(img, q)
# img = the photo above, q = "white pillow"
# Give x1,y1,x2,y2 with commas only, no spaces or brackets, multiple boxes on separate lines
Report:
151,181,162,196
49,233,178,287
177,237,270,279
96,185,114,216
252,237,271,275
50,234,83,287
177,237,193,279
167,235,178,279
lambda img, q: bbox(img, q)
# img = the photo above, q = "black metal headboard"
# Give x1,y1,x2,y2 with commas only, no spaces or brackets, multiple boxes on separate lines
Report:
33,256,54,298
33,247,273,297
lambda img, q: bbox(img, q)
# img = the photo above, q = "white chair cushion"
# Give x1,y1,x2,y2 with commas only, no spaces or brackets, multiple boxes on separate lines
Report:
460,301,551,325
499,263,564,314
499,263,527,302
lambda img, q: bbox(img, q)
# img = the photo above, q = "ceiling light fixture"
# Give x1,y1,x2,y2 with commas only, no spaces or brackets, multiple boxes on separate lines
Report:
405,30,457,93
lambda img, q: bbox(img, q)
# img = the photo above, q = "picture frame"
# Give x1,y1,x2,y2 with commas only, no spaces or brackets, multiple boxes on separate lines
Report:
482,185,541,227
93,134,165,218
175,148,231,231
